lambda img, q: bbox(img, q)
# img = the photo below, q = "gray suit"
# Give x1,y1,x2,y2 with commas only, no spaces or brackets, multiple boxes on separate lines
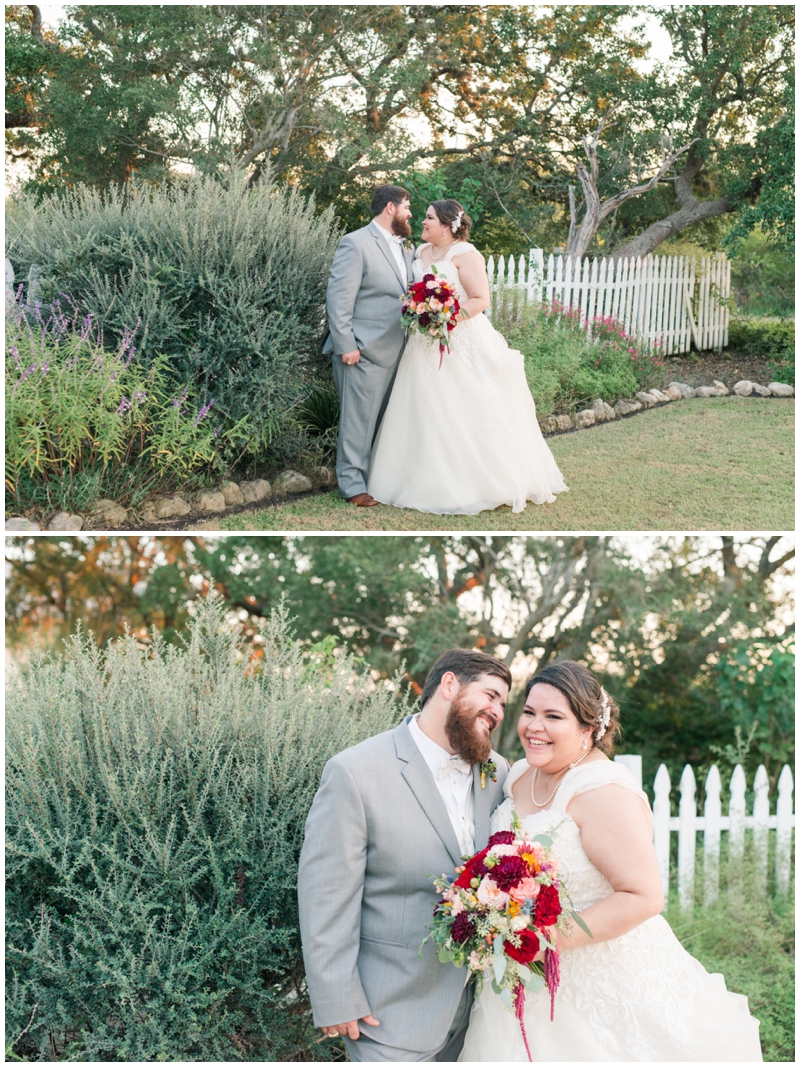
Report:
323,221,414,498
298,717,509,1060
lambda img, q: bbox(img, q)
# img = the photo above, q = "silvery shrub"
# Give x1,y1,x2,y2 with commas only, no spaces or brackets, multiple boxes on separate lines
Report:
6,597,407,1061
6,168,340,460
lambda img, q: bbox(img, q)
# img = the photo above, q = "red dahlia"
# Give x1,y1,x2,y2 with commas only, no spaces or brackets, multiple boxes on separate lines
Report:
492,855,529,891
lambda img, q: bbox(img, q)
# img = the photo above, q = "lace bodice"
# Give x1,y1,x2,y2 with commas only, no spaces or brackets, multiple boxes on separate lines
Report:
412,241,477,304
488,760,704,1060
492,759,651,912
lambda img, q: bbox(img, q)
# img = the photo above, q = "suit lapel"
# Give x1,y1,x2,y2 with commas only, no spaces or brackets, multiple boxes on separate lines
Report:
473,762,494,849
394,720,463,867
369,224,408,292
404,245,415,283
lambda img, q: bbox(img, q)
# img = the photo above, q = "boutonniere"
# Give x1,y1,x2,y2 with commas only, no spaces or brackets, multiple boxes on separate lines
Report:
479,758,497,789
403,238,415,254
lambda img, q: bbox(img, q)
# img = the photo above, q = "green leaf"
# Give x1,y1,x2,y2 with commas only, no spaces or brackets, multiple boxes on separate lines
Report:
571,910,593,938
537,931,555,952
492,952,506,985
532,834,553,846
500,987,513,1010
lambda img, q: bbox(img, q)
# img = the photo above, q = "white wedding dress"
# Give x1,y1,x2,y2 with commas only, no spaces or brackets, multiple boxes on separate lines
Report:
367,242,568,514
459,760,763,1062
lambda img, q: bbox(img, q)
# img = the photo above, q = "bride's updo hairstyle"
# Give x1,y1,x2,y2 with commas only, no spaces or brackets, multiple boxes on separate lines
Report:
524,660,621,755
431,199,472,241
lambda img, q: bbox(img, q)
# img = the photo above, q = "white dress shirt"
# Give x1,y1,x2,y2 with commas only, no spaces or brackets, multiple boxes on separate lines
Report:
409,714,476,857
370,218,406,278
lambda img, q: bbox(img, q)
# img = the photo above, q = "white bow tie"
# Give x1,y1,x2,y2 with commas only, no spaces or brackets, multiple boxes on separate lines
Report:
438,755,472,779
390,235,405,244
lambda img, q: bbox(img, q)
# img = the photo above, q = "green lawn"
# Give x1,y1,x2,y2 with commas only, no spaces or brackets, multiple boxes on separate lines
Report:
221,399,794,531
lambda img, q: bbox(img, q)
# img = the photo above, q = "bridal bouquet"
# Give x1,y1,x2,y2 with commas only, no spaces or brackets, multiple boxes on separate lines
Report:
400,267,460,368
423,814,589,1061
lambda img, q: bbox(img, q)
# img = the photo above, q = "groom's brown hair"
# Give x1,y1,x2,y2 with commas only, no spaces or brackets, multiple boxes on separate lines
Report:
420,648,512,708
371,184,411,216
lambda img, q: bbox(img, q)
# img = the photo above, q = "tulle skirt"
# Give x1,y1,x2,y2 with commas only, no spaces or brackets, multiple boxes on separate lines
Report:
367,315,567,514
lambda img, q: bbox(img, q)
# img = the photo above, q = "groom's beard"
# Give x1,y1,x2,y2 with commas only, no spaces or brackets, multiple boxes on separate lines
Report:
444,691,495,765
391,216,412,239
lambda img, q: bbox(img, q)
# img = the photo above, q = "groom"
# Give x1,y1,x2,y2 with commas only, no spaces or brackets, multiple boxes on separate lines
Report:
323,185,415,506
298,649,511,1061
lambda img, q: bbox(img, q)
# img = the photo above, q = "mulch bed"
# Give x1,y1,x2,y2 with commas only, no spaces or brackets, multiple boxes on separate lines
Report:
659,349,782,389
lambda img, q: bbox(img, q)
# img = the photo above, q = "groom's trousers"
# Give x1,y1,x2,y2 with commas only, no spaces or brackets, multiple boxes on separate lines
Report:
332,354,398,499
342,982,473,1062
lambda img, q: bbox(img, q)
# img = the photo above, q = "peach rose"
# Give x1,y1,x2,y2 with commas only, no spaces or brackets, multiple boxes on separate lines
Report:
476,876,510,910
509,877,541,904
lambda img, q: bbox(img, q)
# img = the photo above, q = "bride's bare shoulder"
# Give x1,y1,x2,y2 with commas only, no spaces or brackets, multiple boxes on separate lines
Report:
451,242,483,262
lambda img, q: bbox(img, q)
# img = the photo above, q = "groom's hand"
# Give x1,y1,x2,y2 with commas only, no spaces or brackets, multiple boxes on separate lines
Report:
321,1014,380,1040
340,349,361,365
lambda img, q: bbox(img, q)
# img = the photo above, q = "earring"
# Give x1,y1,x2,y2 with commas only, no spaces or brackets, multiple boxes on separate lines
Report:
582,735,588,749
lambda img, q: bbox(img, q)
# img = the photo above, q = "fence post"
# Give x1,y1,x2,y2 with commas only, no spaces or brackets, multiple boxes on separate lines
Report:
614,754,642,791
703,764,722,906
653,764,671,911
752,765,770,894
728,765,746,892
678,764,697,911
775,764,794,896
528,248,544,303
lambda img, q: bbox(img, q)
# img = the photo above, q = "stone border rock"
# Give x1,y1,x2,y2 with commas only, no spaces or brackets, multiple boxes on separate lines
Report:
6,467,335,532
4,382,794,531
537,380,793,436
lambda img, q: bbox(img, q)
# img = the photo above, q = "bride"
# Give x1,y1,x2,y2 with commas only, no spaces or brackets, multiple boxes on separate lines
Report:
459,661,763,1062
367,199,567,514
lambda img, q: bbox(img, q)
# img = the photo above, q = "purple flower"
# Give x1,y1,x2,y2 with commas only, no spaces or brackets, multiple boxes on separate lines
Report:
9,345,20,366
40,361,49,377
117,396,130,414
195,398,215,426
173,384,189,412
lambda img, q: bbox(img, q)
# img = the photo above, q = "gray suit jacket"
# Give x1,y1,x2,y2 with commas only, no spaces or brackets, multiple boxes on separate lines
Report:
298,717,510,1053
322,222,414,368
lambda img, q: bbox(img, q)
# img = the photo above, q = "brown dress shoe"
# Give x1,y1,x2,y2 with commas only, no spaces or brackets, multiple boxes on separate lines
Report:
347,493,379,507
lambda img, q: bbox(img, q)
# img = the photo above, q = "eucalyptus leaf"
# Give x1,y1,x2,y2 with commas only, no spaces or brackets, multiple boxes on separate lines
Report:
500,987,513,1010
526,971,545,992
493,934,505,955
532,834,553,846
537,931,555,952
571,910,593,938
491,979,502,995
492,952,506,985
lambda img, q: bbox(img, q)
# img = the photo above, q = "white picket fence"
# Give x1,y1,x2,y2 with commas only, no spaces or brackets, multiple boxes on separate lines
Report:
614,756,794,911
487,249,731,356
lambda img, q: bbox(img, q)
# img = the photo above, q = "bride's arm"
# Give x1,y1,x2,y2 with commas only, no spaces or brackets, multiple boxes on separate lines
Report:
548,784,664,954
451,250,490,318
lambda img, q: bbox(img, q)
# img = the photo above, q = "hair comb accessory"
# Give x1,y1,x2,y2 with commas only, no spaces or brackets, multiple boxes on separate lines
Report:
595,687,611,740
450,210,463,234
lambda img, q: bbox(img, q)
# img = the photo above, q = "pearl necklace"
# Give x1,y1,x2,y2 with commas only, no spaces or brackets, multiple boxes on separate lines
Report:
429,240,457,263
530,747,592,808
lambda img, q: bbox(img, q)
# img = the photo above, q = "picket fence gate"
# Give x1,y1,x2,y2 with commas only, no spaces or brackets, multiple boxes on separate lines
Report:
613,756,794,911
486,249,731,356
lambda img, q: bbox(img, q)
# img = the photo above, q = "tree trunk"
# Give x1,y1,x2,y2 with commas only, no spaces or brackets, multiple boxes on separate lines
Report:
608,193,735,260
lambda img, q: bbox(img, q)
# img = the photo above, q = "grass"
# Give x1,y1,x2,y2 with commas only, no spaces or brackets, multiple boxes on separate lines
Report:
665,886,794,1062
219,398,794,532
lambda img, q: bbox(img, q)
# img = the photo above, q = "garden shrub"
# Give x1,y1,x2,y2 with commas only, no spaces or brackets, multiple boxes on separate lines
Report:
497,298,664,417
727,317,795,384
5,168,340,462
6,298,247,515
5,597,409,1061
